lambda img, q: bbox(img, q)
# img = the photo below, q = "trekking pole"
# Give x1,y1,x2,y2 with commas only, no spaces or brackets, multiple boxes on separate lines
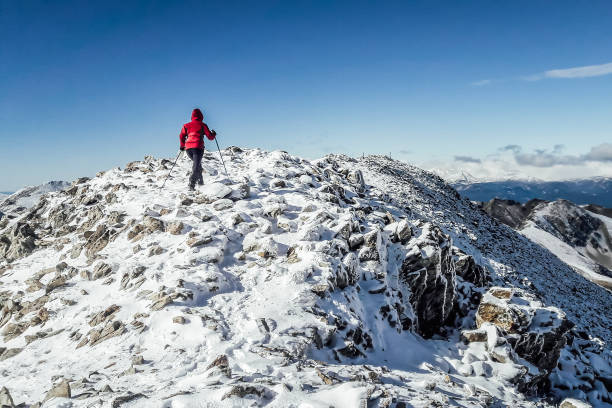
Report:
214,137,229,178
160,150,182,190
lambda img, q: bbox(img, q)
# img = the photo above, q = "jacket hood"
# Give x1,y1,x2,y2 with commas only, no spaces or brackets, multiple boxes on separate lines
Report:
191,108,203,121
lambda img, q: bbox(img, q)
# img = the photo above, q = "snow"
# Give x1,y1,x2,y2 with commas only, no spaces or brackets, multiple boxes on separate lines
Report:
0,181,69,215
521,221,612,289
0,150,610,407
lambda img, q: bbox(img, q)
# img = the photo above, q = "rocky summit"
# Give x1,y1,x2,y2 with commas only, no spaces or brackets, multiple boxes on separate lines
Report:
0,148,610,407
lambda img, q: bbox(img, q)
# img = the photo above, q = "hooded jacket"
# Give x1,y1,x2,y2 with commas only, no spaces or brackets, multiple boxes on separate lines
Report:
179,109,215,150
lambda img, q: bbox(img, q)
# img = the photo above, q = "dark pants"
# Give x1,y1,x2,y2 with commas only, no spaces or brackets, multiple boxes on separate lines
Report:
186,148,204,187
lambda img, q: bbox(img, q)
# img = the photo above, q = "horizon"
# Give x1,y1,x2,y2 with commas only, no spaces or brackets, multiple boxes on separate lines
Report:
2,0,612,190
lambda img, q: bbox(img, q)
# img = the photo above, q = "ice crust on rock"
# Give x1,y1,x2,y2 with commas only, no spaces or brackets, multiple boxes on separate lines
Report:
0,149,610,407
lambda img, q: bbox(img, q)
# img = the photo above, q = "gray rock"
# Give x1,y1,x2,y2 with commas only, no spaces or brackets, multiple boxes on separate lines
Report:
167,221,184,235
0,387,14,408
92,262,112,280
44,379,71,401
559,399,592,408
398,223,455,337
207,354,231,377
213,199,233,211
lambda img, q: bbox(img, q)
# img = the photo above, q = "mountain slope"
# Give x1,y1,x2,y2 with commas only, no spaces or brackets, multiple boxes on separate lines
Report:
0,149,610,407
481,198,612,290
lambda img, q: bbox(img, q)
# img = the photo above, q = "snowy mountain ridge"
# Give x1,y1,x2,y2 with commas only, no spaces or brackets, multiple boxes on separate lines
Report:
0,148,610,407
480,198,612,290
0,181,69,220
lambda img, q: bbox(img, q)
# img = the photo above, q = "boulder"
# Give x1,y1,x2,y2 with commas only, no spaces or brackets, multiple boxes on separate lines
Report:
187,236,212,248
143,216,165,233
167,221,184,235
89,305,121,326
398,223,455,337
453,249,488,287
88,320,126,346
0,222,37,262
44,379,71,401
92,262,112,280
358,230,381,261
347,169,365,191
0,387,15,408
229,183,250,201
2,322,28,342
559,399,593,408
84,224,111,258
392,220,412,244
207,354,231,377
476,287,574,391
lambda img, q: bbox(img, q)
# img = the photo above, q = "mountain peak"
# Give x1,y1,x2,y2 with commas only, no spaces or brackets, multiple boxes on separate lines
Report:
0,148,610,407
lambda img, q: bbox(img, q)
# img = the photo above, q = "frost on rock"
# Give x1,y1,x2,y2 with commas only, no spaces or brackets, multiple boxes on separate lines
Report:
0,149,610,407
475,287,575,393
398,223,456,337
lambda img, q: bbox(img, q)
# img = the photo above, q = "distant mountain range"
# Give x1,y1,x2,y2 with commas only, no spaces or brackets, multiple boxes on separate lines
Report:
453,177,612,207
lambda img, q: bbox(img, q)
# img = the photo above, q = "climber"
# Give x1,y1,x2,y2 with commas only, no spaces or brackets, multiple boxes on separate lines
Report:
179,108,216,191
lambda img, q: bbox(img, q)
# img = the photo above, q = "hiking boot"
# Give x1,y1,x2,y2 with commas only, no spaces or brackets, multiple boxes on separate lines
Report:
188,184,195,192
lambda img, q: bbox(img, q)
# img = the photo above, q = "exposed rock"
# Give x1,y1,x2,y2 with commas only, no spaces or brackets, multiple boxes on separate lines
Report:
148,244,164,256
0,387,15,408
0,222,37,262
0,347,23,361
84,224,111,258
173,316,186,324
398,223,455,337
44,379,71,401
270,179,286,188
2,322,28,342
392,220,412,244
111,392,146,407
222,385,268,400
461,329,488,343
559,399,593,408
348,234,364,250
186,235,212,247
229,183,250,201
476,289,527,333
359,230,381,261
347,169,365,191
207,354,231,377
453,249,488,287
167,221,184,235
89,305,121,326
476,287,574,391
143,216,165,233
87,320,126,347
45,275,67,294
92,262,112,280
213,199,233,211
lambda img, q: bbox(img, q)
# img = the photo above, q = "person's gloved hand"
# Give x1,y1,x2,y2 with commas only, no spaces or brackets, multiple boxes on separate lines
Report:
211,130,217,139
180,146,185,151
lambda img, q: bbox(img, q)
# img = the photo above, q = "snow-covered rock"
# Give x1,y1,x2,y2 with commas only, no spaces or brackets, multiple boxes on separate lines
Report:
0,181,69,219
0,149,610,407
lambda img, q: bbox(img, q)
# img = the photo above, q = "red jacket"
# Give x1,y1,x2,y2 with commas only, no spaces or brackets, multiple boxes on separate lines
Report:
179,109,215,150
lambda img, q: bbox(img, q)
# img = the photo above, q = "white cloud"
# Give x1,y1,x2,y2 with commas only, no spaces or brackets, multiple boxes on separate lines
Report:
475,62,612,85
544,62,612,79
471,79,492,86
420,144,612,182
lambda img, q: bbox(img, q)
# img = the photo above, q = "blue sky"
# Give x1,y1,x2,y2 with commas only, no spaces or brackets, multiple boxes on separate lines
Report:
1,0,612,190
